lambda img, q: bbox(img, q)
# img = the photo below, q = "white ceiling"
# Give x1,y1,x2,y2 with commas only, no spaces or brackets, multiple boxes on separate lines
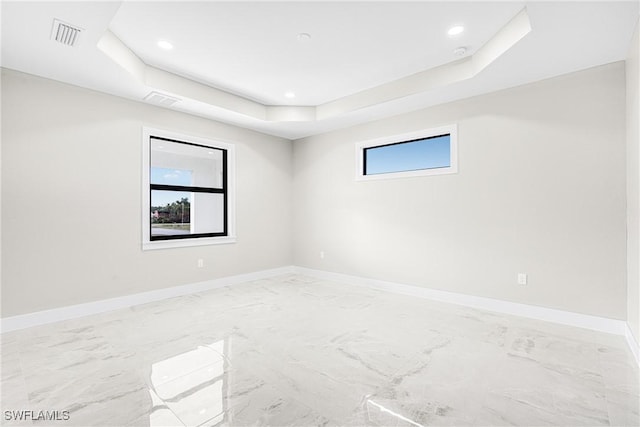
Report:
1,1,639,140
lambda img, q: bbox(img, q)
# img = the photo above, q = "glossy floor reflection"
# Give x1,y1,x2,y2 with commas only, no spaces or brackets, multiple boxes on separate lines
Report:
1,274,638,426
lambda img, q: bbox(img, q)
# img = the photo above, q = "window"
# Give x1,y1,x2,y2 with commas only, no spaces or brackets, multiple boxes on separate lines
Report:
355,125,457,180
142,128,235,250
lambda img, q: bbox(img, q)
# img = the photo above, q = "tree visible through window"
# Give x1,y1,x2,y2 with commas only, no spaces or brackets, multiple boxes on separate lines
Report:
150,168,192,236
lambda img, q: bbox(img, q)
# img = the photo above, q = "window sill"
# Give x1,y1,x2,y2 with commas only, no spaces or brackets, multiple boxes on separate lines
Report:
356,166,457,181
142,236,236,251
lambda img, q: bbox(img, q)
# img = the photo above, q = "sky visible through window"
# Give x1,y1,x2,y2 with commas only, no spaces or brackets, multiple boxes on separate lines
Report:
365,135,451,175
150,167,192,206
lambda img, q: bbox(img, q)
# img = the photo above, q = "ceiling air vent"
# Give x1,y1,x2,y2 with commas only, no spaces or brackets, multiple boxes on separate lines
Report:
144,91,181,107
50,19,83,47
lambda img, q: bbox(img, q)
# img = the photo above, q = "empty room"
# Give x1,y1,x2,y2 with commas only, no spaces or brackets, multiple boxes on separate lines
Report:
1,1,639,426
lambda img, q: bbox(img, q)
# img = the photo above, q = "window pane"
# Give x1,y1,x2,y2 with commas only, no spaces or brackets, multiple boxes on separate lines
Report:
151,191,192,237
151,167,193,186
365,135,451,175
151,190,224,237
192,192,225,234
151,138,223,188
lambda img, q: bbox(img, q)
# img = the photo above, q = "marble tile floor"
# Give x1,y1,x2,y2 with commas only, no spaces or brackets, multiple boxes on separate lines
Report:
1,274,638,427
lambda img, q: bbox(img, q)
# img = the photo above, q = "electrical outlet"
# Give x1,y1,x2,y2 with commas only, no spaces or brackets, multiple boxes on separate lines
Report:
517,273,527,285
197,258,204,268
320,251,325,259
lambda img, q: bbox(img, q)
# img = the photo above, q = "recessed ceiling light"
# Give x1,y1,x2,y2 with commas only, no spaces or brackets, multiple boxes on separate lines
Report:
157,40,173,50
284,91,296,99
297,33,311,42
447,26,465,36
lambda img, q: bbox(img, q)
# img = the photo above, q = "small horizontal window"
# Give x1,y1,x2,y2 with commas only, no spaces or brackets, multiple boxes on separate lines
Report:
364,135,451,175
356,125,457,181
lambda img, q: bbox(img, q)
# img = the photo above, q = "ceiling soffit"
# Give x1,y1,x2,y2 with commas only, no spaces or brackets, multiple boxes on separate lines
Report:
98,8,531,123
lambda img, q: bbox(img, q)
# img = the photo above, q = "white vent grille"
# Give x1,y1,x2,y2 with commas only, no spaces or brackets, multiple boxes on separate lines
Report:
51,19,82,47
144,91,181,107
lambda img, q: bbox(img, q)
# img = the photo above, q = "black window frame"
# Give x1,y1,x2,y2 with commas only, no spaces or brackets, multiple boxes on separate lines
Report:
149,135,228,241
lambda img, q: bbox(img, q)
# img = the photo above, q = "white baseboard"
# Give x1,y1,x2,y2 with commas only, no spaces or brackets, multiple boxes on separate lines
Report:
1,266,294,333
625,323,640,365
293,266,628,336
3,264,638,367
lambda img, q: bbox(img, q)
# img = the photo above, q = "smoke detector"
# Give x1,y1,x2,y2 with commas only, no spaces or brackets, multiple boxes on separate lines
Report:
144,91,181,107
50,19,83,47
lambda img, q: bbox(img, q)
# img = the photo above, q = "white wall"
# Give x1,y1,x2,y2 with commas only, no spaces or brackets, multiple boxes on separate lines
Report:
1,60,632,323
1,68,293,317
293,62,627,320
627,19,640,342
